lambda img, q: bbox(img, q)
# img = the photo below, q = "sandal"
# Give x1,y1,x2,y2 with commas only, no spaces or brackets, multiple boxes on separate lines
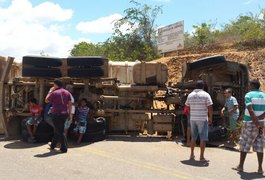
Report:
189,155,195,160
257,169,264,174
200,158,209,162
232,166,243,172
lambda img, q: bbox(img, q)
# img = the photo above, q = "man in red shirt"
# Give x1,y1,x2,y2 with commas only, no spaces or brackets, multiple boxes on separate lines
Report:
45,79,72,153
26,98,43,142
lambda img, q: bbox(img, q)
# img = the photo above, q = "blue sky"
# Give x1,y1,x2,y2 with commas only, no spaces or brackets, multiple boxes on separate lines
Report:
0,0,264,59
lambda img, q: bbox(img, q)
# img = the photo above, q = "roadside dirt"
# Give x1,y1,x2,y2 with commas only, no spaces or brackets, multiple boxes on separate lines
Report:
153,47,265,91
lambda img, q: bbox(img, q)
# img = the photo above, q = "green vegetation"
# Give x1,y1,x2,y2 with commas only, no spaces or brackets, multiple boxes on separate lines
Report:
70,0,161,61
70,2,265,61
185,10,265,48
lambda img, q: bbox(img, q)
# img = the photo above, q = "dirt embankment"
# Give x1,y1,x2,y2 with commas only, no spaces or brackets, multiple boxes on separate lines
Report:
153,48,265,91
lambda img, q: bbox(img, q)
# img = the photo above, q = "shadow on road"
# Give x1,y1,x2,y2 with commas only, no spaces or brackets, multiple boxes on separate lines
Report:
34,150,62,158
238,171,265,179
180,159,209,167
4,140,45,149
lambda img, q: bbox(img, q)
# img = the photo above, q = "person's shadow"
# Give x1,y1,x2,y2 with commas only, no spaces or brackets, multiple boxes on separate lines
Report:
180,159,209,167
238,171,265,180
34,149,62,158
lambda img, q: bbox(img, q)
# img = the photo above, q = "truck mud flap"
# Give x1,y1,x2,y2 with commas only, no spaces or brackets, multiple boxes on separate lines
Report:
67,56,105,67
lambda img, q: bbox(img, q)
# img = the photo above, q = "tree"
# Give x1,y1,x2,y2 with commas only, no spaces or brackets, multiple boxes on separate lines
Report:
70,1,162,61
224,14,265,44
110,0,162,61
192,23,215,45
70,41,105,56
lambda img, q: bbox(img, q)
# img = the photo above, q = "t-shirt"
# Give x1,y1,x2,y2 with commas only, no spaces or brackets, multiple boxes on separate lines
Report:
77,106,90,122
70,94,75,114
244,90,265,122
185,89,213,121
30,104,43,117
225,96,239,116
48,88,71,114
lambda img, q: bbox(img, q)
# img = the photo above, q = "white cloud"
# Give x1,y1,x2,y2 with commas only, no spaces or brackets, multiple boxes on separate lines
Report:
76,13,123,34
150,0,171,2
0,0,81,61
244,0,260,5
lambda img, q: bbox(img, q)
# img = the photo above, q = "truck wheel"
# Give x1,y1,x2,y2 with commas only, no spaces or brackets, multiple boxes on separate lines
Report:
23,56,62,67
82,129,106,142
67,56,105,67
68,67,104,77
22,67,62,78
21,129,30,142
86,117,106,133
189,55,226,70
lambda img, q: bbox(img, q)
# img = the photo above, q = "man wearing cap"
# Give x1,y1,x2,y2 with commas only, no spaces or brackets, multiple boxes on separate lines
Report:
45,79,72,153
185,80,213,162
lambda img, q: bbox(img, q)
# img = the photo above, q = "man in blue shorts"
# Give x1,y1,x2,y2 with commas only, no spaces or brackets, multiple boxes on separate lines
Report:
185,80,213,162
233,80,265,174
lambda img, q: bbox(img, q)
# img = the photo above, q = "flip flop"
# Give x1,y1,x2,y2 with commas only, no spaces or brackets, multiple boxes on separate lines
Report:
189,155,195,160
199,158,209,162
232,166,243,172
257,169,264,174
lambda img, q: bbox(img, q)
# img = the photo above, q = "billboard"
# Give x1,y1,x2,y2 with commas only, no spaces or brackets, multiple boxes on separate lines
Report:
157,21,184,53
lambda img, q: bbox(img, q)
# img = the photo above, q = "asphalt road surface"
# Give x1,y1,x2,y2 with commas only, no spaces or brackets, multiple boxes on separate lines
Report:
0,135,264,180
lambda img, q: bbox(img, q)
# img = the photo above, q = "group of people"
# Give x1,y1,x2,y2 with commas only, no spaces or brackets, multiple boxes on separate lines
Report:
25,78,265,172
25,79,93,153
185,79,265,174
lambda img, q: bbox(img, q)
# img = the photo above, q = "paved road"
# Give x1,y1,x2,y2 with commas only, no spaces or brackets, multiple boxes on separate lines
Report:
0,136,264,180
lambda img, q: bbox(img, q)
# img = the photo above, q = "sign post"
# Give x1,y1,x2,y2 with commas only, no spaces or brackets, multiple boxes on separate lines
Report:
157,21,184,54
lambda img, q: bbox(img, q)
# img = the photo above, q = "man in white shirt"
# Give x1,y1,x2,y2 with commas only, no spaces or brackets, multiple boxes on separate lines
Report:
185,80,213,162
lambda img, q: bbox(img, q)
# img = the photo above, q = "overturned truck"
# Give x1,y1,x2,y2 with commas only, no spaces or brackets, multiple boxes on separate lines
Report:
0,55,249,141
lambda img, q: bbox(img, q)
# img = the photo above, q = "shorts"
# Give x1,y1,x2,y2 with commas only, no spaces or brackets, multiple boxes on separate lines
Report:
74,121,87,134
190,120,208,141
64,119,72,129
25,117,42,126
229,114,239,130
239,122,265,153
186,115,191,128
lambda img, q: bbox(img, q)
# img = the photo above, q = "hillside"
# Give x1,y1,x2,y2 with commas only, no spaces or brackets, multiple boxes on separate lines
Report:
153,47,265,91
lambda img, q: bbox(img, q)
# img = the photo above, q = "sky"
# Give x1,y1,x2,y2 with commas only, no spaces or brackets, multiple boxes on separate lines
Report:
0,0,265,60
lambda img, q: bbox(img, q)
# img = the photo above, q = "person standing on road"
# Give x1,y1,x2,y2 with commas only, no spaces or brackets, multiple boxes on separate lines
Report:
45,79,72,153
220,88,239,143
64,84,75,137
185,80,213,162
233,80,265,174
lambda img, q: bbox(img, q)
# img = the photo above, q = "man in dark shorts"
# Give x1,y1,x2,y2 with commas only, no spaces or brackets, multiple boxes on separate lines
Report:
45,79,72,153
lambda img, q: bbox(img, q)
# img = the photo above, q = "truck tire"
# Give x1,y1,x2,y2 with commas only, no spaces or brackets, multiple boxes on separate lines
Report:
82,129,106,142
22,67,62,78
67,56,104,67
86,117,106,133
189,55,226,70
23,56,62,67
68,67,104,78
21,119,54,143
68,118,107,142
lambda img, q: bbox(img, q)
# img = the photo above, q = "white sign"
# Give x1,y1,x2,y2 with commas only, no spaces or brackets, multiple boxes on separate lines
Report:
157,21,184,53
